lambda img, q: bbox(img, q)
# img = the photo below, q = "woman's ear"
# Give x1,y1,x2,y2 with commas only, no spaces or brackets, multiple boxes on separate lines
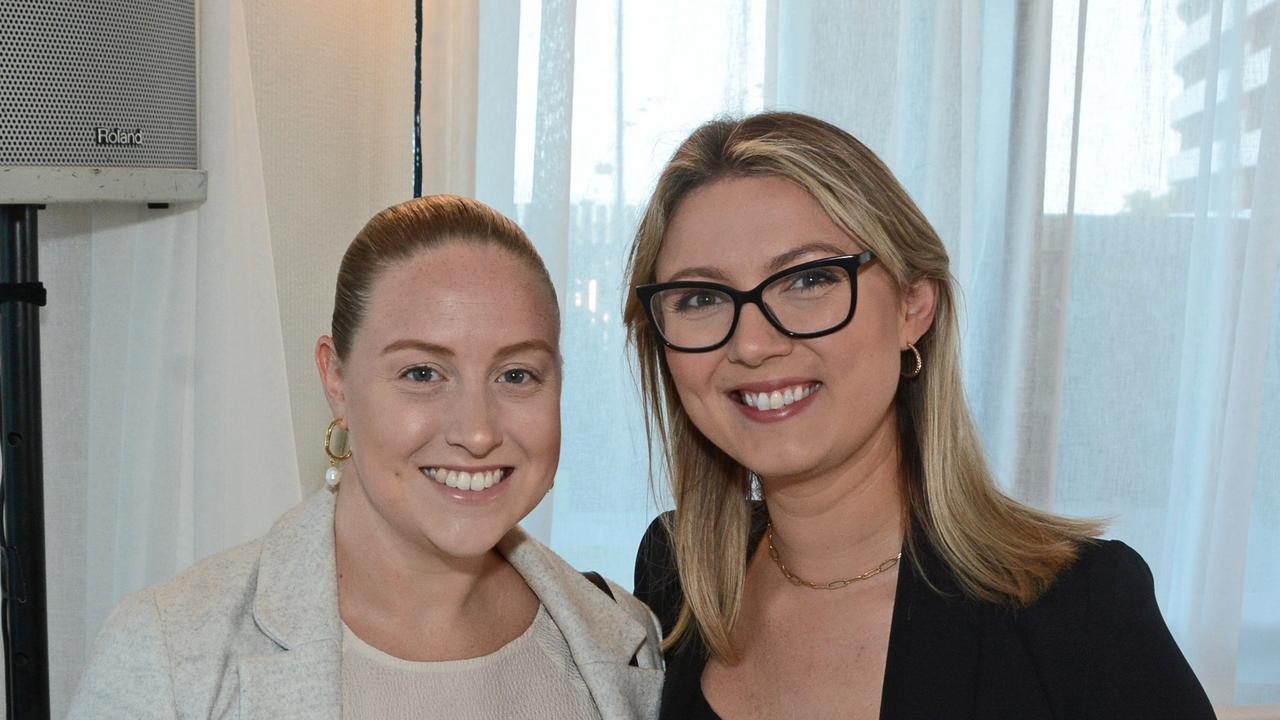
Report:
315,336,347,420
900,278,939,346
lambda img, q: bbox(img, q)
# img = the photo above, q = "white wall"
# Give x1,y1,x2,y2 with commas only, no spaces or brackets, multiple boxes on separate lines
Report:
243,0,415,491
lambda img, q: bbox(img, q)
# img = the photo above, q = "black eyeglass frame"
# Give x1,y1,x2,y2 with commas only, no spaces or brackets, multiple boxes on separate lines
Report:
636,251,877,353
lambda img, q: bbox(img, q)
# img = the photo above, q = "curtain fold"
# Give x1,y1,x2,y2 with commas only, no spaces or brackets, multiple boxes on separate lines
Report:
1160,0,1280,699
475,2,523,218
519,0,578,542
1237,14,1280,701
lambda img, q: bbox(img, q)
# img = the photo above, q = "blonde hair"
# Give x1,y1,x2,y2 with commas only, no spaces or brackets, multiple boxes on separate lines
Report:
333,195,558,358
623,112,1101,659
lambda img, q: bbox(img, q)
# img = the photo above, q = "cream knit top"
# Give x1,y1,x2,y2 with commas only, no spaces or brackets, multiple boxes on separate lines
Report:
340,605,601,719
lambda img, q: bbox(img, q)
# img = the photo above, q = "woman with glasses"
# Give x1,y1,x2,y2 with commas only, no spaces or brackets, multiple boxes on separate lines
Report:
69,196,663,719
626,112,1213,719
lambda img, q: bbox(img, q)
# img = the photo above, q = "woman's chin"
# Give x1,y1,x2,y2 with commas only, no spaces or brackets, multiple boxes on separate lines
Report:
413,500,544,561
727,448,824,485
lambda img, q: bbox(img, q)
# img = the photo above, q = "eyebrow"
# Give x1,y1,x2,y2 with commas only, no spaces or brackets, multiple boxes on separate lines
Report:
766,242,853,273
379,338,557,359
381,339,453,356
666,265,733,283
663,241,856,283
492,339,558,360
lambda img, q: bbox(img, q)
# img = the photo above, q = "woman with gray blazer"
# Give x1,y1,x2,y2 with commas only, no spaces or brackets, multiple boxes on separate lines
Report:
68,196,663,720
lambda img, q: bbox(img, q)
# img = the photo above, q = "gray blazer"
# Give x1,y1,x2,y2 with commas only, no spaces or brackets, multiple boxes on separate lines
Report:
67,489,664,719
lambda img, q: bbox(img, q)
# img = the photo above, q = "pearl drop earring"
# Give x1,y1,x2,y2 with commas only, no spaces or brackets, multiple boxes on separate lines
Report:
324,419,351,488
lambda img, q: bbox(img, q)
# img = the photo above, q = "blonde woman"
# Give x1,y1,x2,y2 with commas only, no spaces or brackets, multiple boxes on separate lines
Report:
70,196,662,719
626,113,1213,719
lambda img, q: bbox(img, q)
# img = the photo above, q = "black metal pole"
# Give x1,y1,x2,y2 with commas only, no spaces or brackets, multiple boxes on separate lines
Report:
0,204,50,720
413,0,423,198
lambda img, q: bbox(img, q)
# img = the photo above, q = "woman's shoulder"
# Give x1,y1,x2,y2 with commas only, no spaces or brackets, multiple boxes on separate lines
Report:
132,489,332,627
1035,538,1153,612
1008,538,1160,635
135,490,332,629
66,536,271,720
68,492,331,719
1017,538,1215,717
584,571,666,664
636,512,676,560
633,512,682,636
632,505,767,634
499,524,665,670
148,535,268,628
634,512,677,577
88,531,273,663
1024,538,1185,654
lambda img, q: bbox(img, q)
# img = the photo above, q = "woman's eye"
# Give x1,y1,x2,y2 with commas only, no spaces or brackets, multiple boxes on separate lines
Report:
403,366,438,383
787,270,839,291
672,290,724,312
500,369,535,385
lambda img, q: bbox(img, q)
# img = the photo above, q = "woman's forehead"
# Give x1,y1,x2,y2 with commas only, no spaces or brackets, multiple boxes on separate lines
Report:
656,176,860,282
356,244,559,353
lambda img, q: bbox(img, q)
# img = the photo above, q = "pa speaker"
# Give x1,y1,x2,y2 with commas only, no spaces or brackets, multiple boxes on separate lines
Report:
0,0,206,203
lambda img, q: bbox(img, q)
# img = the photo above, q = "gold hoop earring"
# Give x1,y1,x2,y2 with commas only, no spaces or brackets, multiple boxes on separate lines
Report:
902,343,923,379
324,419,351,487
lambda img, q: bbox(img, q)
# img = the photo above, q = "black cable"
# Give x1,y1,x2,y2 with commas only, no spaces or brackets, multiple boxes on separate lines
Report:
413,0,423,198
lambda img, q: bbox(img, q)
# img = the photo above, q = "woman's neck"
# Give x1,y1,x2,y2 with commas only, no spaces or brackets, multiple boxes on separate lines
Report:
331,478,539,662
760,408,907,581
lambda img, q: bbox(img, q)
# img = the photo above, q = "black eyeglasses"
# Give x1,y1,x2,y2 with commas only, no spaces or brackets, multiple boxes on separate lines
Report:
636,252,877,352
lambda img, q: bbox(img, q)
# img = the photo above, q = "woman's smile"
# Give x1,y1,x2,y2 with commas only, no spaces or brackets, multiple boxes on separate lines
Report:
728,379,823,423
422,465,515,503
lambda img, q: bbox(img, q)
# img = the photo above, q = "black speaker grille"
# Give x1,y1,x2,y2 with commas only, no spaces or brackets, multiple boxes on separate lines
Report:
0,0,197,168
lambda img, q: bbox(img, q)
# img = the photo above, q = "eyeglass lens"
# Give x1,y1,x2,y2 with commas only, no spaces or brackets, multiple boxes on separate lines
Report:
649,262,853,350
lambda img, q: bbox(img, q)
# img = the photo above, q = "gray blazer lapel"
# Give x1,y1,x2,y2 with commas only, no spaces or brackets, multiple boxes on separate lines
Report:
501,526,663,720
241,490,344,719
239,641,341,720
576,662,664,720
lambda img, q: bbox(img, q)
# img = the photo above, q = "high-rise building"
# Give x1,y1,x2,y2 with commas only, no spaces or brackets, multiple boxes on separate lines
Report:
1169,0,1275,212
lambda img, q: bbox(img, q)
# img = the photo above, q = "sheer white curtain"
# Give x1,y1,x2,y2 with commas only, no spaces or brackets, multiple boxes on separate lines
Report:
34,1,301,715
422,0,1280,707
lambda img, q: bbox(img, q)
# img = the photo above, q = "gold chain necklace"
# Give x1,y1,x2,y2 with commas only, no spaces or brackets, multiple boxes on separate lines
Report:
766,522,902,590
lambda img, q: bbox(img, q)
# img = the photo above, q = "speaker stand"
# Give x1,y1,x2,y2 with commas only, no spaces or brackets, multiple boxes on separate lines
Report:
0,204,50,720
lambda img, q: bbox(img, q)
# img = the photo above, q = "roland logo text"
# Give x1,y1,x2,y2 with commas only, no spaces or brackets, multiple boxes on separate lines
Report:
94,128,143,146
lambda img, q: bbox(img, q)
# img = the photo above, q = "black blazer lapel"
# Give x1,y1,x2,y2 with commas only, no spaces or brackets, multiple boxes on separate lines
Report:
880,537,1061,720
880,541,982,720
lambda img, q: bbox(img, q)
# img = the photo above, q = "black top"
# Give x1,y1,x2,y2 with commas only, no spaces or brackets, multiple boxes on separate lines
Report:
634,509,1216,720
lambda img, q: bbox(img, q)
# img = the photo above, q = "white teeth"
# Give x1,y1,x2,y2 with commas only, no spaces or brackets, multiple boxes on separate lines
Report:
740,383,819,411
424,468,505,491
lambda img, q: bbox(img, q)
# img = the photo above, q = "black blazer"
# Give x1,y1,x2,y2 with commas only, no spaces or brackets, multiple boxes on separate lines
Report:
634,510,1216,720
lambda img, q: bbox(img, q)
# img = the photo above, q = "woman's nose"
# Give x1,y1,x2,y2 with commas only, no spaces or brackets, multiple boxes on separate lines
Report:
444,388,503,457
725,302,792,367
